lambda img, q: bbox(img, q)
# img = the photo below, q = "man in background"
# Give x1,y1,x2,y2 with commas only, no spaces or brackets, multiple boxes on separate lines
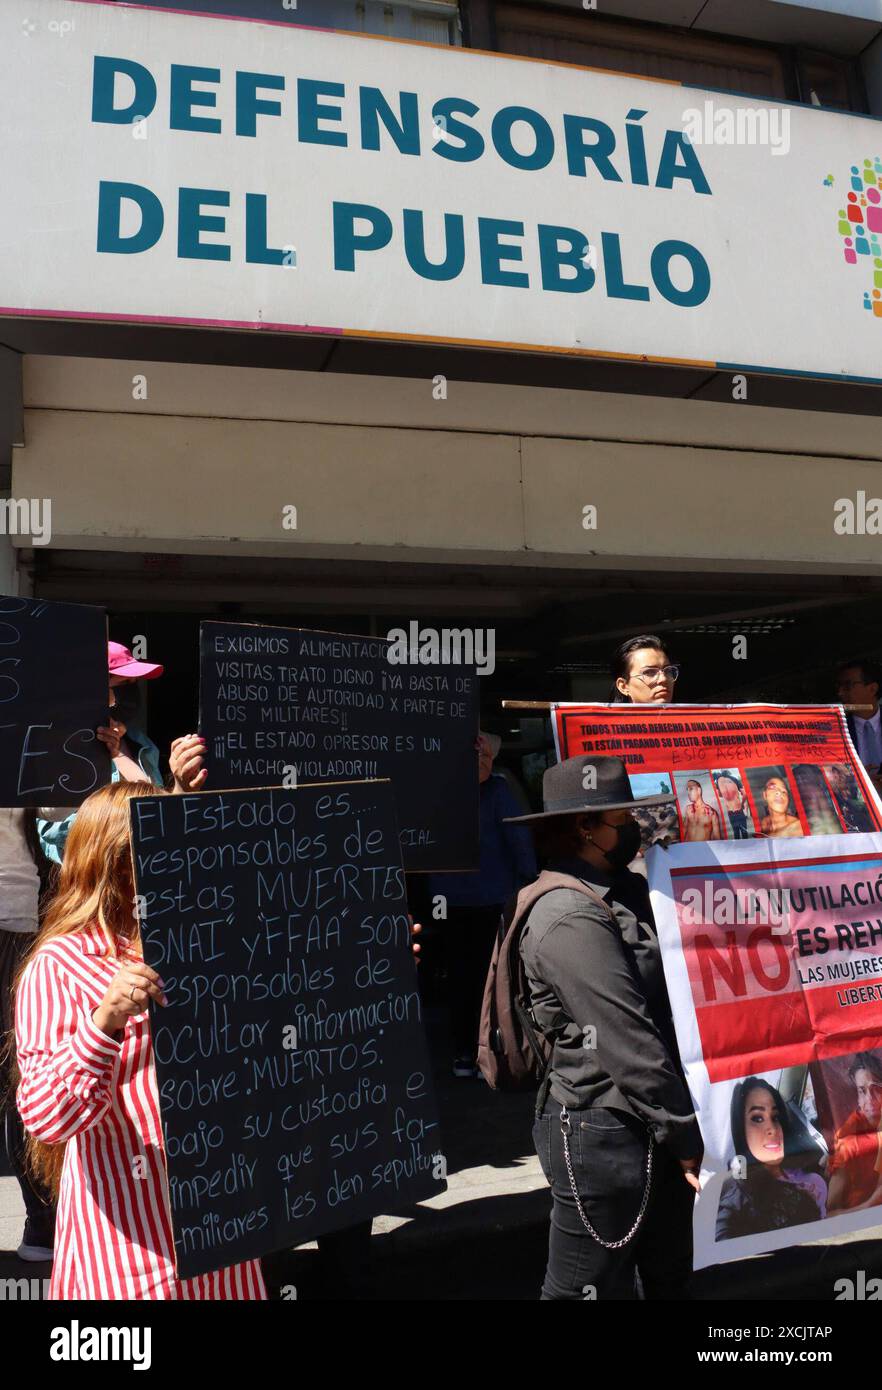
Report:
430,732,537,1078
838,658,882,793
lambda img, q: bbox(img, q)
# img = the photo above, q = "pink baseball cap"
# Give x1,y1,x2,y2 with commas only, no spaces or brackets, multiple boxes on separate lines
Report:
108,641,164,680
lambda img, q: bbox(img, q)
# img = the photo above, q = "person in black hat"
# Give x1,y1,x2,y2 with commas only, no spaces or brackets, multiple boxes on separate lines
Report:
507,755,702,1301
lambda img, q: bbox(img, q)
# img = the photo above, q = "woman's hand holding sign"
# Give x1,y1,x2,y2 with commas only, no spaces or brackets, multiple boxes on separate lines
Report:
93,961,168,1037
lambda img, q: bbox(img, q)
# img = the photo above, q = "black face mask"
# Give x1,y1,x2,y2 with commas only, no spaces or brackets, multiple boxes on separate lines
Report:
593,817,642,871
108,686,140,725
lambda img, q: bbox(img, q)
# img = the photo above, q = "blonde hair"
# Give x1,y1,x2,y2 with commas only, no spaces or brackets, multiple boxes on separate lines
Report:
12,781,165,1196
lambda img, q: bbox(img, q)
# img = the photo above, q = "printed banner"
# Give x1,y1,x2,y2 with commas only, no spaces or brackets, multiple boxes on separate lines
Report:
649,834,882,1268
552,703,882,855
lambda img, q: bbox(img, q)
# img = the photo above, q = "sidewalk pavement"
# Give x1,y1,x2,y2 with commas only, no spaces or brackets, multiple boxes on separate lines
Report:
4,1012,882,1299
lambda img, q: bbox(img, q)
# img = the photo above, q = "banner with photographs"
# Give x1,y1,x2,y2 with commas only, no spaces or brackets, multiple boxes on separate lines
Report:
649,833,882,1268
551,703,882,856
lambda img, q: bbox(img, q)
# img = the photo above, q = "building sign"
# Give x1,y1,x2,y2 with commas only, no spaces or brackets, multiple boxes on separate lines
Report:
2,0,881,381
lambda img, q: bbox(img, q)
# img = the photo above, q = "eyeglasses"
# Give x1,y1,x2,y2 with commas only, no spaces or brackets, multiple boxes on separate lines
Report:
634,665,680,685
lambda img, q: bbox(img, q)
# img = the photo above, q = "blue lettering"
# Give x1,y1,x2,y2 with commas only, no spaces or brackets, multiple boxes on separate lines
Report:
298,79,347,147
97,181,163,255
403,210,465,281
478,218,528,289
538,224,594,293
491,105,554,172
91,56,156,125
178,188,230,261
333,201,393,271
170,65,221,134
236,72,285,138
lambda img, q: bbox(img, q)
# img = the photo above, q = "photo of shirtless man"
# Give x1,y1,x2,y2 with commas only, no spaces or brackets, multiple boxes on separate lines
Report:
679,776,722,842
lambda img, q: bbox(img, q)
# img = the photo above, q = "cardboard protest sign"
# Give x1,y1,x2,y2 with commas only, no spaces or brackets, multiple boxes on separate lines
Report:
649,833,882,1268
199,621,479,872
0,595,110,806
552,703,882,855
131,780,444,1280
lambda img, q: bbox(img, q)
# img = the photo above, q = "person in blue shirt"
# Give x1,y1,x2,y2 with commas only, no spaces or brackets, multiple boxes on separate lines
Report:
430,732,537,1078
38,641,172,863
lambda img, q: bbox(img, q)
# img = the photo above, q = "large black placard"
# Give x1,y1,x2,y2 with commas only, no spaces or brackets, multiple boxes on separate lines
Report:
132,780,445,1281
0,595,110,806
198,620,479,871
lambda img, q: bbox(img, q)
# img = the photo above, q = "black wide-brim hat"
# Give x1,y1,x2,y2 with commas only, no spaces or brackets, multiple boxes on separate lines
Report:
504,754,677,824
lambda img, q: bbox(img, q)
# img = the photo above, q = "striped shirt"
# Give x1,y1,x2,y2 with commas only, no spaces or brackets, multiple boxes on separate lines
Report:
15,923,266,1300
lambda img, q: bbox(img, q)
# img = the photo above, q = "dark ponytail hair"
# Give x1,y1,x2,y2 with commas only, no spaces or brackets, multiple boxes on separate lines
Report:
609,635,672,703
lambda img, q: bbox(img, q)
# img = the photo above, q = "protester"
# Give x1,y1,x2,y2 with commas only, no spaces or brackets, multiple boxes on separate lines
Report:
610,635,679,704
827,1053,882,1213
681,779,721,842
838,658,882,787
430,731,536,1078
507,756,701,1300
715,1079,826,1241
38,641,167,864
14,776,267,1300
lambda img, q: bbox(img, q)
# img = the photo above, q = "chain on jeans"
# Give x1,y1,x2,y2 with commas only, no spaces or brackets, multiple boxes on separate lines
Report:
559,1105,654,1250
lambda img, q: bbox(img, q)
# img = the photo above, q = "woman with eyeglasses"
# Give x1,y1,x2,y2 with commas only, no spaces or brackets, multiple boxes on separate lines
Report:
611,636,680,705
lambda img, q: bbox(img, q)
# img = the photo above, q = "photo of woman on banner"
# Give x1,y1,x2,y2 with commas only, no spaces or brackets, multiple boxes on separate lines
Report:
792,765,844,836
711,770,753,839
745,766,803,838
824,762,876,833
715,1076,827,1242
675,772,722,842
816,1051,882,1214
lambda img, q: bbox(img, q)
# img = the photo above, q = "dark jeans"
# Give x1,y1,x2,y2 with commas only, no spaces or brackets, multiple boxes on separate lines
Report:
533,1096,694,1300
445,904,501,1058
729,812,749,839
0,928,56,1245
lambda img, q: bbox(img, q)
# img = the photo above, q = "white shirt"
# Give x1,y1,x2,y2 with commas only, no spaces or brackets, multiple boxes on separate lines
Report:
0,809,40,930
0,806,71,931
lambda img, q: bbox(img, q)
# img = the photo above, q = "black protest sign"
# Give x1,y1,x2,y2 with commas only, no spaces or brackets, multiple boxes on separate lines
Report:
198,620,479,871
132,780,445,1281
0,596,110,806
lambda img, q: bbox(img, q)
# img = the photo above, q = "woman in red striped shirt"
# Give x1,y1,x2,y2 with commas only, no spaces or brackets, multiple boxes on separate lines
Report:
14,780,266,1301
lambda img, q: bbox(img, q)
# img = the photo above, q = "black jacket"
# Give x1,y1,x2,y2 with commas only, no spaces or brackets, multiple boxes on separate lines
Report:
519,857,702,1159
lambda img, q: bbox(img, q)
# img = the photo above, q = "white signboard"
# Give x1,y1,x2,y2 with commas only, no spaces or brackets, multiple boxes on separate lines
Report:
650,834,882,1270
2,0,882,381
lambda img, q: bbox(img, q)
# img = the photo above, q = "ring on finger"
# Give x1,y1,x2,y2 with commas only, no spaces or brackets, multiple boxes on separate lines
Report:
129,984,137,1001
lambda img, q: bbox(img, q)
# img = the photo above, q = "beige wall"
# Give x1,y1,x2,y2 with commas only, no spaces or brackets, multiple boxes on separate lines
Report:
14,355,882,574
